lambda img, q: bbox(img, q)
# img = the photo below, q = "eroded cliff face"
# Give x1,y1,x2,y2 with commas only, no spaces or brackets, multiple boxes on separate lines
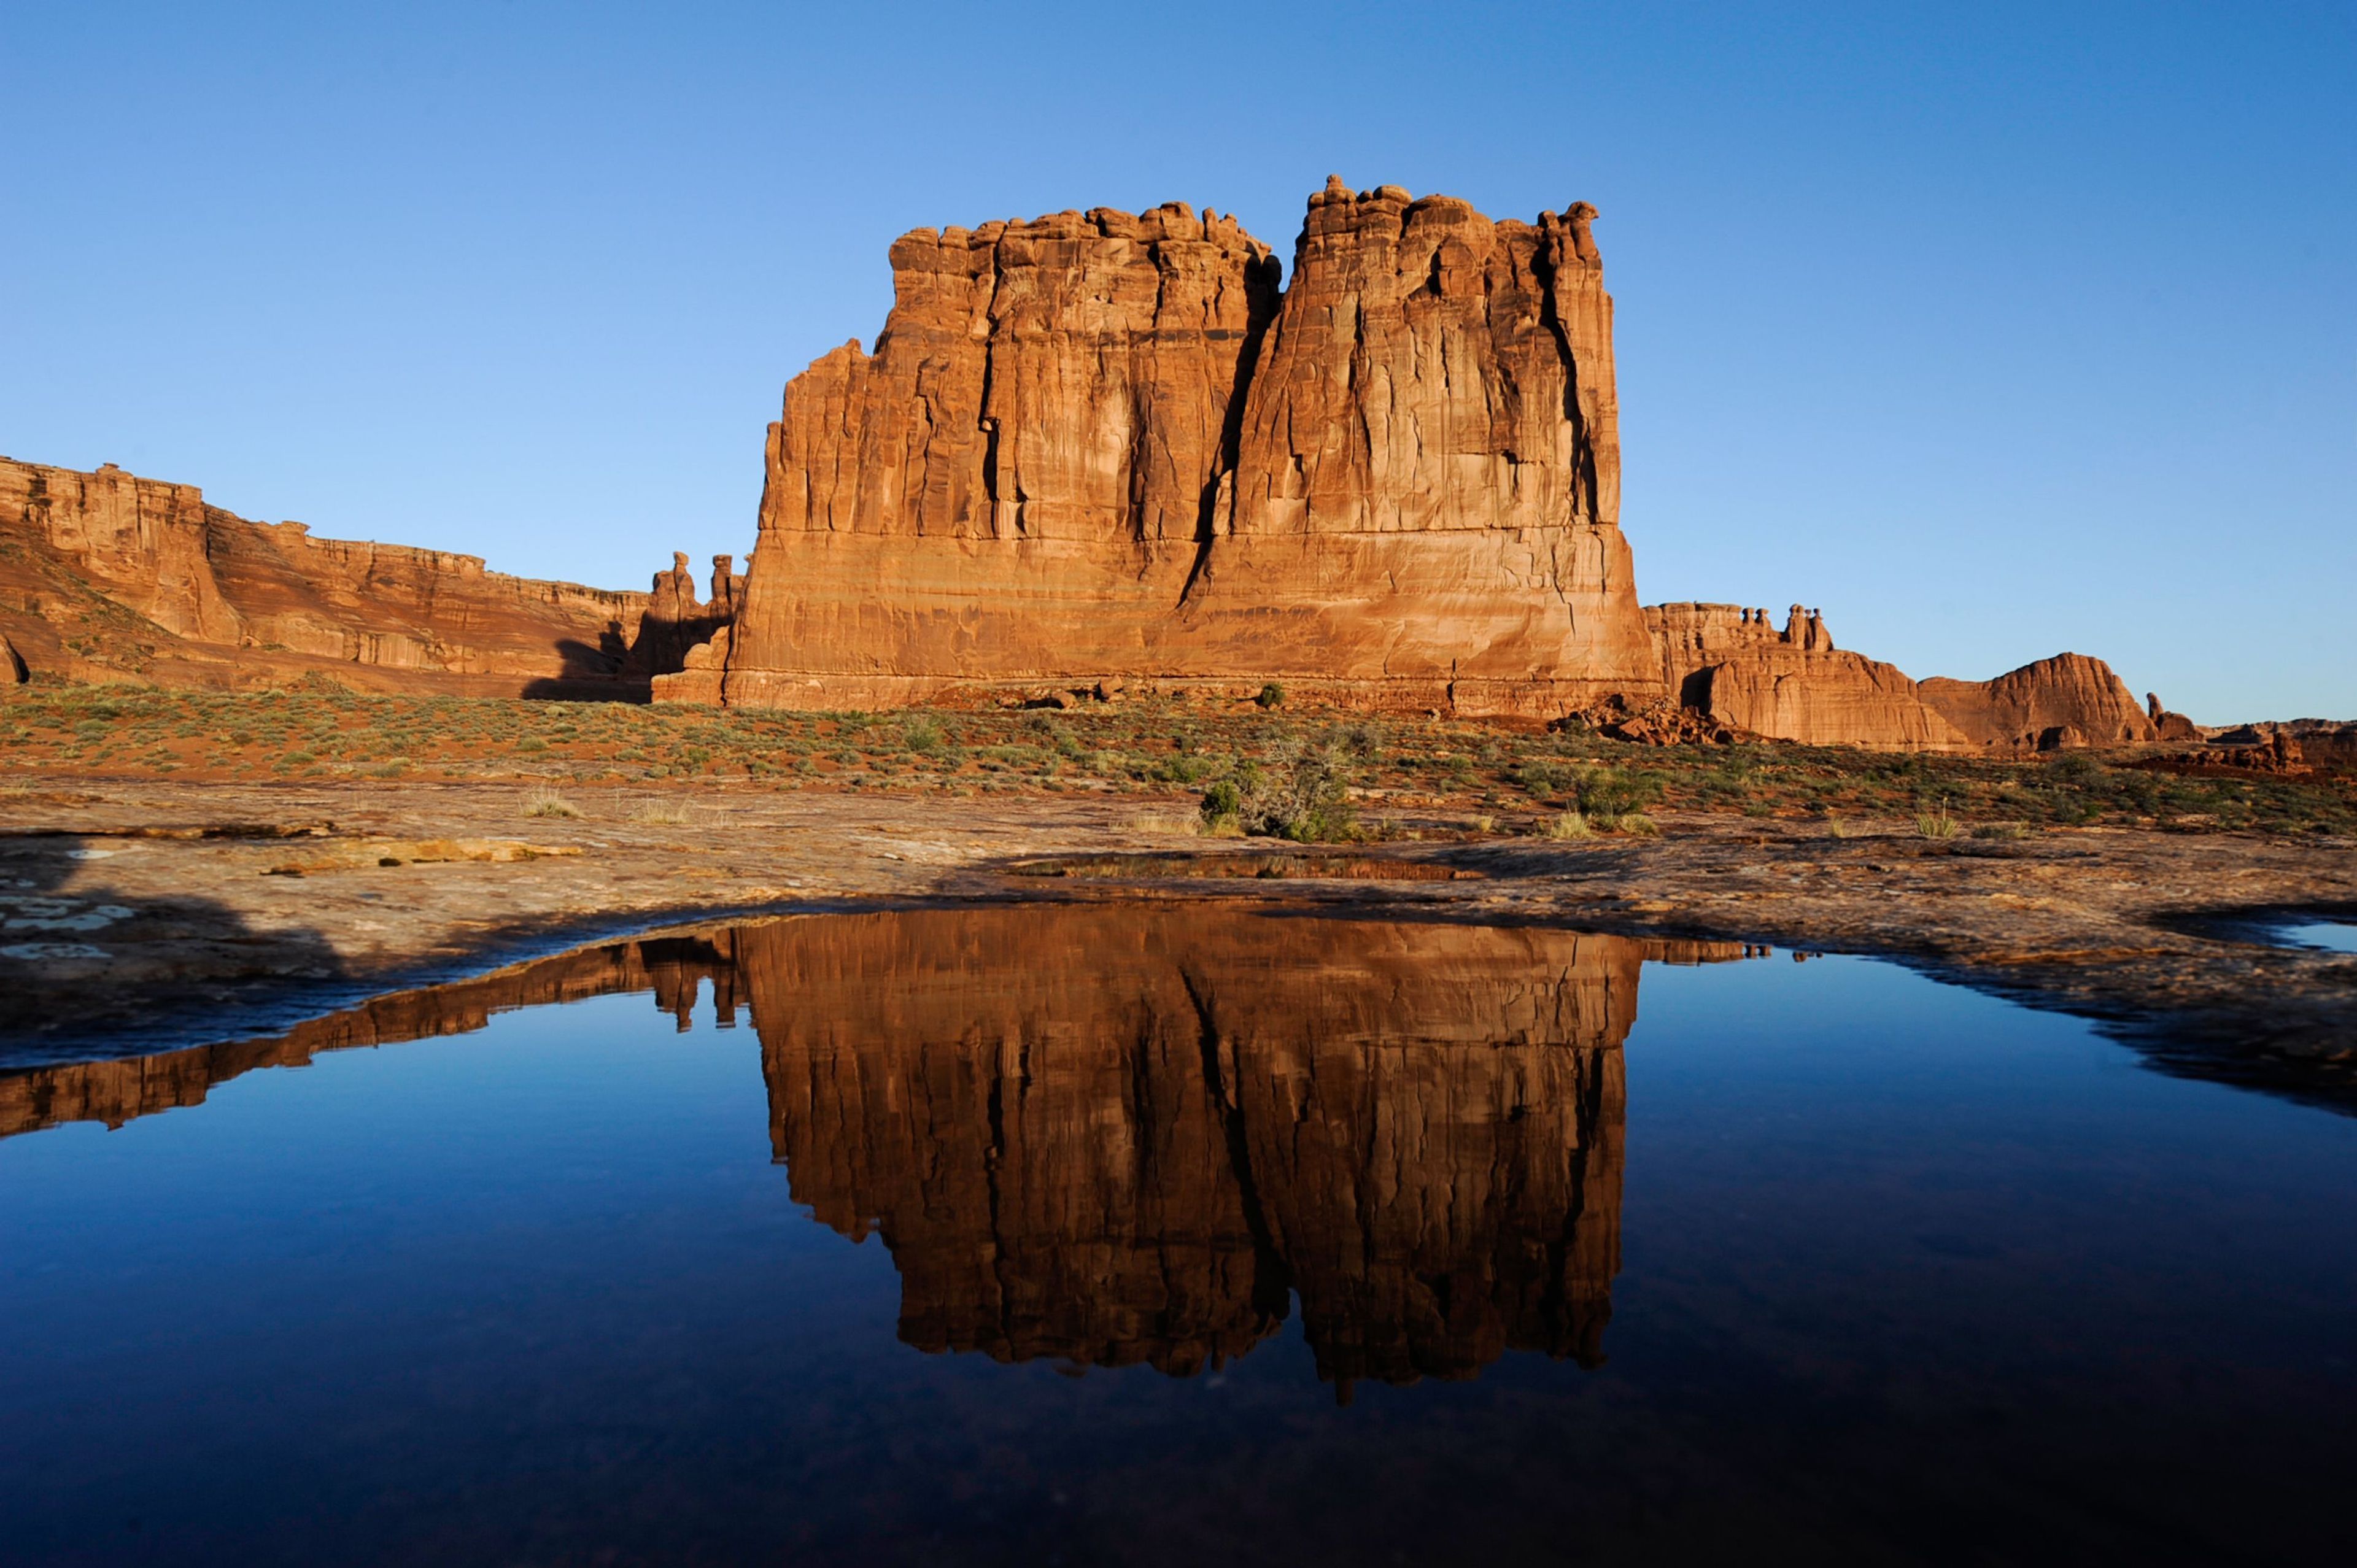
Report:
712,181,1662,716
0,456,666,697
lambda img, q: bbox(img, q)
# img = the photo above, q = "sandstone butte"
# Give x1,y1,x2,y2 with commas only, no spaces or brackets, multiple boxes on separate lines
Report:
675,179,1659,717
660,179,2208,752
0,455,732,698
2,180,2257,754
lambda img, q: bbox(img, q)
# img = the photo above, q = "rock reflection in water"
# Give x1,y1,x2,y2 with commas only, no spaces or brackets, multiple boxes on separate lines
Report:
753,910,1725,1393
0,906,1751,1393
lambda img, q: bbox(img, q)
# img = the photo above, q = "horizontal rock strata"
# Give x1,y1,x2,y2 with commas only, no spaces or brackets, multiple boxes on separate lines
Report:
0,457,727,697
705,182,1663,716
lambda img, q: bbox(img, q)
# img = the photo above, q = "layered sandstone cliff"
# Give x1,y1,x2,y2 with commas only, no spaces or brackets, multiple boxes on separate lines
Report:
705,180,1662,715
0,456,718,697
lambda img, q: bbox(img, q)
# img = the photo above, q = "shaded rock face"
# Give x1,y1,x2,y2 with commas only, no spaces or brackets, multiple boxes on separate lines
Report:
0,457,658,697
711,182,1662,716
634,551,743,701
2,909,1748,1393
1920,653,2159,752
1646,602,1968,751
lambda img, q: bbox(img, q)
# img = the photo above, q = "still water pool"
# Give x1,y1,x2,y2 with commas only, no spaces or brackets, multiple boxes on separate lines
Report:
1,906,2351,1565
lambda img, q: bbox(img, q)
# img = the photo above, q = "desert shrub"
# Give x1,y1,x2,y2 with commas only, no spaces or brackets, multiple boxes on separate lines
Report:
1916,805,1960,839
1617,812,1662,836
1539,809,1593,839
1517,760,1569,799
2045,752,2103,787
902,716,944,754
1255,682,1285,710
524,789,581,819
1199,744,1357,841
1574,767,1660,827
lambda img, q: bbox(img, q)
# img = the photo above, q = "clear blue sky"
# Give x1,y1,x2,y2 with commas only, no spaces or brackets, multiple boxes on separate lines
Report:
4,1,2348,720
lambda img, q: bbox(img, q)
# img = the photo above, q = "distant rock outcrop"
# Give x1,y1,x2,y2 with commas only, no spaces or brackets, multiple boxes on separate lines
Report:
1643,601,2189,754
0,456,735,698
695,180,1663,715
1644,603,1968,750
1920,653,2159,752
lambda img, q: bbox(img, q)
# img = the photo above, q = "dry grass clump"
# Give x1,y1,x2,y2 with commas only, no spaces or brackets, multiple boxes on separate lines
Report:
1119,809,1201,836
1617,812,1662,836
1916,806,1960,840
630,800,697,826
1538,809,1593,840
522,788,580,819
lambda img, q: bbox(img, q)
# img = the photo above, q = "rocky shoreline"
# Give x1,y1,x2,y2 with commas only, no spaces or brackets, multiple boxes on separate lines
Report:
2,779,2350,1112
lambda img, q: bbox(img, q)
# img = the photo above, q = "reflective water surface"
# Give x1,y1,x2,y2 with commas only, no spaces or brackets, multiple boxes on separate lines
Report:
2,906,2352,1566
2271,918,2357,955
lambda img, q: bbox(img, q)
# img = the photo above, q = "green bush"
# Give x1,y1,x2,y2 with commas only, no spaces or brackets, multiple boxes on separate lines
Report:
1574,767,1660,827
1255,682,1285,710
1199,744,1357,841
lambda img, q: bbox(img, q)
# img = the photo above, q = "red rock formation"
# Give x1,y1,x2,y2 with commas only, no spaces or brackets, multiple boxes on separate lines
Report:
1645,603,2184,754
2271,720,2357,773
629,551,740,684
703,182,1663,716
1919,652,2159,752
1646,602,1968,751
2146,693,2202,743
0,456,657,696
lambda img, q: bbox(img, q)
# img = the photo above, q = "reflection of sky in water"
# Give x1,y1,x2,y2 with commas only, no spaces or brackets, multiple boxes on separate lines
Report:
2270,919,2357,955
1,924,2351,1566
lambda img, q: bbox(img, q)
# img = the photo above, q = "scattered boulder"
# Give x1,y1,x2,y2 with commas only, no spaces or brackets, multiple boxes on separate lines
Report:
1562,693,1751,746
